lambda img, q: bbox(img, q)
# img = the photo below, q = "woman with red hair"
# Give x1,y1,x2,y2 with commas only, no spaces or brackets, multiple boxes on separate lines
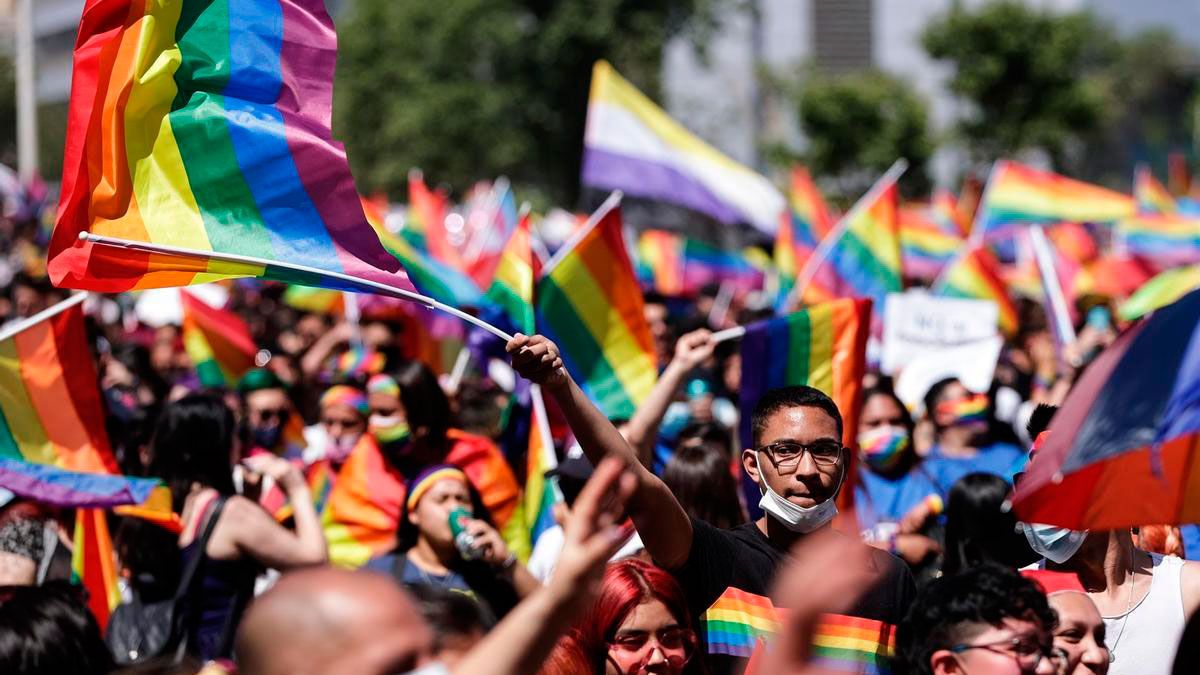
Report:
545,559,704,675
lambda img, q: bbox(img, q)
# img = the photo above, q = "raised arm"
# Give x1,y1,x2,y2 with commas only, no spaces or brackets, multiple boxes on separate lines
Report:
621,329,715,467
507,334,695,569
216,455,328,570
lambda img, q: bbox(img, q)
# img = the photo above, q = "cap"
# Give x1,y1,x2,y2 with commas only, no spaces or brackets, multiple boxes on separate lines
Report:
237,368,286,394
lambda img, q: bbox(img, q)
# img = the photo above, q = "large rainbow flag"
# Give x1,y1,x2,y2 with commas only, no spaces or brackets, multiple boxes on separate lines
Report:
822,178,902,316
48,0,409,297
0,297,117,474
1135,165,1177,215
484,210,536,336
582,61,785,235
181,289,256,388
537,204,657,419
72,508,121,631
973,160,1135,241
936,246,1019,336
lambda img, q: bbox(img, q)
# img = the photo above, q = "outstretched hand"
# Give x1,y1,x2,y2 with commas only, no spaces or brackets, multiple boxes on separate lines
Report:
507,334,570,391
672,329,715,370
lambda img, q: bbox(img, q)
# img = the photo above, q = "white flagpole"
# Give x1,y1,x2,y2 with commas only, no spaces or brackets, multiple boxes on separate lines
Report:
0,292,89,343
709,325,747,344
541,191,623,277
1029,225,1077,347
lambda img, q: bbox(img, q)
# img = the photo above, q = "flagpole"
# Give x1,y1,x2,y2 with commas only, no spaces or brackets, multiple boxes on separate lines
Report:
541,191,623,277
76,232,515,342
788,159,908,310
0,292,89,343
710,325,746,344
1029,225,1077,347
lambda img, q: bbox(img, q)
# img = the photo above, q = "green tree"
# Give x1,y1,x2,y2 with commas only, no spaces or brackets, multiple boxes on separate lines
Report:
771,68,932,202
335,0,714,205
922,1,1112,169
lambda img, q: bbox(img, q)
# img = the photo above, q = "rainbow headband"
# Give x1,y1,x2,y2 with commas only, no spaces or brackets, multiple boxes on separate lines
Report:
367,374,401,398
320,385,369,417
406,465,469,511
336,347,385,378
936,393,989,424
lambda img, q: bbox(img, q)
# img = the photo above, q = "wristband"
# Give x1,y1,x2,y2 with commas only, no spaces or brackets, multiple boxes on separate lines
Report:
499,552,517,571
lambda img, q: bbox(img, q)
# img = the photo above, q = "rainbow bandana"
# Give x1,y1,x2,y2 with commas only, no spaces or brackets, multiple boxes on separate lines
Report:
320,385,369,417
406,465,468,511
936,393,989,426
367,374,401,399
857,426,911,472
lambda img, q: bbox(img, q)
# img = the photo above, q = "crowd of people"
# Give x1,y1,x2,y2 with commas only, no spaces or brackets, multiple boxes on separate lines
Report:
1,228,1199,675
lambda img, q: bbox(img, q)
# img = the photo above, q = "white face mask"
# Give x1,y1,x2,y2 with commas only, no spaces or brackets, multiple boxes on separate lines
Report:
756,451,840,533
326,432,360,463
1023,523,1089,564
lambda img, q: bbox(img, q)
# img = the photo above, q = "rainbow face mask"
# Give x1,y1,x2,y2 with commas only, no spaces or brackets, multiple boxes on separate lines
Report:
857,425,911,472
370,414,412,455
936,393,989,428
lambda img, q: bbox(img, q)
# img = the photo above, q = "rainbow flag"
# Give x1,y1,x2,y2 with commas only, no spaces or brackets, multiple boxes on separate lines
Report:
582,61,785,235
0,298,117,474
824,178,903,315
636,230,686,296
181,290,256,388
405,171,462,270
810,614,897,674
49,0,407,295
681,238,765,295
466,181,520,289
362,196,482,307
899,203,963,281
71,508,120,630
931,190,969,238
114,485,182,534
937,246,1019,336
537,205,657,419
282,285,344,315
0,459,157,508
1135,165,1177,215
322,436,406,568
1115,214,1200,267
775,168,840,307
974,160,1135,240
738,299,871,513
702,587,782,658
1168,152,1192,197
523,388,562,549
484,210,536,335
1119,265,1200,321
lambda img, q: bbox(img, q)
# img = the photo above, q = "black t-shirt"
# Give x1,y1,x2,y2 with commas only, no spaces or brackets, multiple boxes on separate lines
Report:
672,518,915,675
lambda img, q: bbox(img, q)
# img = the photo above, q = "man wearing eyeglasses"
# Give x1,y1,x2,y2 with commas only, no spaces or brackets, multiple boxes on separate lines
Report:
899,563,1067,675
508,334,915,675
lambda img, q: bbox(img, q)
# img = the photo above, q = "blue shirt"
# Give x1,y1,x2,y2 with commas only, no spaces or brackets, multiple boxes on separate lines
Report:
923,442,1027,496
854,464,942,533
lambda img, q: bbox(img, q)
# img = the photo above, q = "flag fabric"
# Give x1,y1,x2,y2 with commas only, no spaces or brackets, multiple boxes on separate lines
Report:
114,485,183,534
681,238,766,295
581,61,785,235
1013,289,1200,529
523,388,561,549
1118,265,1200,321
810,614,898,673
636,230,686,296
899,202,963,281
1135,165,1177,215
974,160,1136,241
1115,214,1200,268
71,508,121,630
537,206,657,419
181,290,256,388
1073,254,1155,301
937,246,1019,336
49,0,405,295
403,171,458,268
1168,152,1192,198
0,300,117,473
466,181,520,289
0,459,157,509
484,211,536,336
702,587,782,658
776,167,838,306
823,179,903,315
282,285,344,315
931,189,970,238
362,196,482,308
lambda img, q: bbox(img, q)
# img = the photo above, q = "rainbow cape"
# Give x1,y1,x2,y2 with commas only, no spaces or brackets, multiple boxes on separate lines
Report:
936,246,1019,336
582,61,785,235
49,0,407,295
899,202,963,281
537,205,657,419
484,210,536,336
0,298,117,473
1135,165,1177,215
1119,265,1200,321
181,290,256,388
824,178,903,314
72,508,120,631
974,160,1135,240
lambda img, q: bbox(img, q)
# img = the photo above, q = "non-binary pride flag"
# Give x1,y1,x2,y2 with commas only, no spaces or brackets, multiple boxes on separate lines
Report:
537,204,657,419
582,61,785,236
973,160,1135,241
0,297,117,474
49,0,405,295
181,290,256,388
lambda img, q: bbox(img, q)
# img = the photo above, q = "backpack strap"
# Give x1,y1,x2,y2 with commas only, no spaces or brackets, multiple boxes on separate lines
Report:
163,496,227,662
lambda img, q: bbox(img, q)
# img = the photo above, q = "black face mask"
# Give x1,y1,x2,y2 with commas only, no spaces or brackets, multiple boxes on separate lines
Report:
249,423,283,451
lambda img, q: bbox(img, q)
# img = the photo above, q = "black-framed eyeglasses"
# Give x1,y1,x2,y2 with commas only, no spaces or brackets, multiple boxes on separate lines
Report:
756,440,842,474
950,636,1067,670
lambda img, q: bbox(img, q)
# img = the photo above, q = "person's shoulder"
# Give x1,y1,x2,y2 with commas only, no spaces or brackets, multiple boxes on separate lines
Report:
447,428,501,452
363,553,400,575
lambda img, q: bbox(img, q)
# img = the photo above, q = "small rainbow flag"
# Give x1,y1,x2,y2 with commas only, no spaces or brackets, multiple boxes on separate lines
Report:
974,160,1135,240
810,614,898,674
405,171,462,270
931,189,969,238
777,167,838,306
282,285,344,315
1119,265,1200,321
537,204,657,419
899,203,963,281
523,388,562,549
181,290,256,389
1135,165,1177,215
681,238,765,295
0,297,117,474
824,179,903,315
49,0,405,295
71,508,120,631
0,459,157,509
702,587,782,657
636,230,686,296
937,246,1019,336
466,181,520,289
1115,214,1200,267
484,210,537,336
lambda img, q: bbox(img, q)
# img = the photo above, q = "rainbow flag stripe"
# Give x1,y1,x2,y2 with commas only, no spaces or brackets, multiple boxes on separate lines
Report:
0,301,117,474
1135,165,1177,215
523,389,561,549
777,167,838,306
72,508,121,630
181,290,256,388
1119,265,1200,321
702,587,782,657
582,61,785,234
811,614,898,674
937,247,1019,336
49,0,404,294
636,230,686,296
681,238,765,294
537,206,657,419
484,211,536,335
405,171,461,269
899,203,963,281
826,180,902,312
1116,214,1200,267
0,458,157,508
282,285,344,315
976,160,1135,239
362,197,481,307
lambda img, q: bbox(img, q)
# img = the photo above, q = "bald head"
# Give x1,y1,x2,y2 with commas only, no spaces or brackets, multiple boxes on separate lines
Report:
236,567,434,675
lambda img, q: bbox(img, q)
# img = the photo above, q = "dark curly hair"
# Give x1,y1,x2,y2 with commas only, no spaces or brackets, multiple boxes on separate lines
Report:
897,563,1058,675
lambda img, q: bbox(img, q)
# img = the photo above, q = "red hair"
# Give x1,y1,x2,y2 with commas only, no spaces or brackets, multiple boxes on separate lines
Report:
567,559,705,674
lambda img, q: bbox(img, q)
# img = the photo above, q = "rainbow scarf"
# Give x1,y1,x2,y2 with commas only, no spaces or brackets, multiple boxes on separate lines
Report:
181,290,256,388
974,160,1135,240
71,508,121,631
899,203,963,281
0,299,117,474
537,205,657,419
824,179,903,316
937,393,989,426
484,210,537,335
49,0,407,295
936,246,1019,336
1135,165,1177,215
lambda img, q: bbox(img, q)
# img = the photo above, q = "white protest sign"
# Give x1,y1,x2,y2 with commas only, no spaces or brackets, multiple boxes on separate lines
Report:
895,335,1004,413
880,291,999,375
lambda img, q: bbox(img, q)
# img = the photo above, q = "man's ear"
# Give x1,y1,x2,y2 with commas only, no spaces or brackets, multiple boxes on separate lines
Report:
930,650,963,675
742,448,761,484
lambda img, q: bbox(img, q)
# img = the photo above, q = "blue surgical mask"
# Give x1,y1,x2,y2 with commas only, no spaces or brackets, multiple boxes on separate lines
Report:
1023,523,1088,564
251,424,283,451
